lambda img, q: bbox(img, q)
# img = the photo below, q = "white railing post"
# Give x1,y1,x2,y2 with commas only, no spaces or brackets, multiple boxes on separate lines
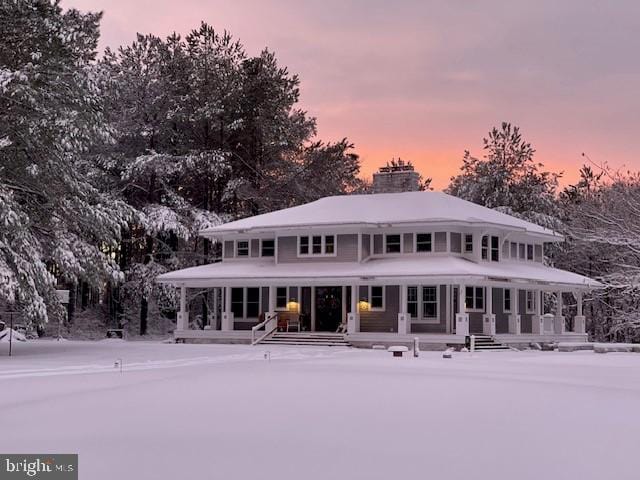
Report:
470,334,475,353
456,284,469,336
176,285,189,331
574,291,586,333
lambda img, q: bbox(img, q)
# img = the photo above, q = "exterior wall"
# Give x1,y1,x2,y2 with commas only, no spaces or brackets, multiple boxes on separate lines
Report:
373,234,383,254
410,285,447,334
362,234,370,259
277,234,358,263
535,245,543,262
469,311,484,333
519,289,532,333
450,233,462,253
359,285,399,333
224,241,234,258
403,233,414,253
434,232,447,252
494,288,509,334
250,239,259,257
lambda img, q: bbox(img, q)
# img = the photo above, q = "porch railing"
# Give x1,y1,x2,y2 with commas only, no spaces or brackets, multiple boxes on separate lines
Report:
251,313,278,346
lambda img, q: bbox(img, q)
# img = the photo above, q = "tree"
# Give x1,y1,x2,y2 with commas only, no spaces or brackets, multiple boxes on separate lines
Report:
0,0,132,324
447,122,561,229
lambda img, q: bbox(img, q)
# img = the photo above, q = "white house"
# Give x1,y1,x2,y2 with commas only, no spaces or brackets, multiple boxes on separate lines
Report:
157,166,600,348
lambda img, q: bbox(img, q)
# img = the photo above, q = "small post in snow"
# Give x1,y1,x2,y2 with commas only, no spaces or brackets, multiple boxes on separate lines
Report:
413,337,419,357
8,311,13,357
470,335,475,354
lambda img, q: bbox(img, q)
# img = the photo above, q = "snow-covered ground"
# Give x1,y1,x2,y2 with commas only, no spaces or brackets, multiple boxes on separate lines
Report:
1,340,639,480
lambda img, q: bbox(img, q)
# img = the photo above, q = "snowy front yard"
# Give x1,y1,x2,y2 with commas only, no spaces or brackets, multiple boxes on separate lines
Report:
1,341,638,480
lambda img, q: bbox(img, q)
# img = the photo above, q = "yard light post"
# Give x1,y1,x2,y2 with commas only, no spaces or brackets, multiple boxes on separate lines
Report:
8,309,14,357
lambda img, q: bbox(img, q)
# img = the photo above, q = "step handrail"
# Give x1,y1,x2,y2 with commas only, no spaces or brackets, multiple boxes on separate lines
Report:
251,313,278,346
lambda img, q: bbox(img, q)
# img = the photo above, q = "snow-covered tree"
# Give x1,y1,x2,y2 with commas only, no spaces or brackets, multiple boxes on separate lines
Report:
0,0,133,324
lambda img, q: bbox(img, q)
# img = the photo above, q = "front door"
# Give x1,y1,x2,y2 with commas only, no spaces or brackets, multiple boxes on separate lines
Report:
315,286,342,332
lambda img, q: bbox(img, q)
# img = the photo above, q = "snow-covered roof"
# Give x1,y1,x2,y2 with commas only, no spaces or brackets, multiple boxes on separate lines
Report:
200,191,561,240
156,257,601,289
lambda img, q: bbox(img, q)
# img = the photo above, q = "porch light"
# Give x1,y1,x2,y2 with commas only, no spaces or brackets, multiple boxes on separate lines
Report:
287,300,299,313
358,300,370,312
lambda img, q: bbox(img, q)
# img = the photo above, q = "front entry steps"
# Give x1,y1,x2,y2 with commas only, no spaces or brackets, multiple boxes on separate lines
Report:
259,332,351,347
467,335,511,351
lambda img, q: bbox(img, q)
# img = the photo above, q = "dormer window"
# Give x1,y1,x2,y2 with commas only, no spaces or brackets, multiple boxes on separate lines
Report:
527,244,534,261
416,233,432,252
312,236,322,254
299,236,309,255
385,234,401,253
236,240,249,257
481,236,488,260
261,239,275,257
491,236,499,262
325,235,335,254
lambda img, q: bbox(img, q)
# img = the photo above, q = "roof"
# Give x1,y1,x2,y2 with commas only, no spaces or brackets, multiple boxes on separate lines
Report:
200,191,560,240
156,257,601,289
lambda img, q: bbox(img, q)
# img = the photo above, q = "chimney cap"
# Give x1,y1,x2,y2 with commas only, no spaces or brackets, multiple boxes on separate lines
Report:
378,157,415,173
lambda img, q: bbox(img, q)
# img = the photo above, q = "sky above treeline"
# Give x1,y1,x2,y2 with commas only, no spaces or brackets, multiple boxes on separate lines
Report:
63,0,640,188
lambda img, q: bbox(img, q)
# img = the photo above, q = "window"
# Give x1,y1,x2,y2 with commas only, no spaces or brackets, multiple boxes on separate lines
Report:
481,236,489,260
407,286,418,318
422,286,438,318
491,236,499,262
510,242,518,259
276,287,288,310
519,243,526,260
299,236,309,255
464,234,473,253
261,239,275,257
416,233,432,252
527,244,534,261
385,234,401,253
465,286,484,310
246,288,260,318
526,290,536,313
231,288,244,317
370,286,385,310
236,240,249,257
312,236,322,254
298,235,336,256
503,289,511,312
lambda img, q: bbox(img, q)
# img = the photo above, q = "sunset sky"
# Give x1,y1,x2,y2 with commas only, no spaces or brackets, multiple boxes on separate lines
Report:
64,0,640,188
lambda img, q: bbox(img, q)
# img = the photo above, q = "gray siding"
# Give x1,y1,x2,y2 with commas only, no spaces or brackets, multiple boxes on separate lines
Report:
261,287,269,312
359,285,399,332
434,232,447,252
450,233,462,253
373,234,383,254
403,233,414,253
277,234,358,263
362,234,370,259
250,239,259,257
519,289,532,333
535,244,543,262
494,288,509,333
224,241,234,258
469,312,483,333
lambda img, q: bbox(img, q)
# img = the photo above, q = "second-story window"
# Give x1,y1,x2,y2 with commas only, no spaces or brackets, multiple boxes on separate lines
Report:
299,235,336,256
385,234,401,253
261,239,275,257
491,236,499,262
416,233,432,252
527,244,534,261
464,234,473,253
481,236,489,260
236,240,249,257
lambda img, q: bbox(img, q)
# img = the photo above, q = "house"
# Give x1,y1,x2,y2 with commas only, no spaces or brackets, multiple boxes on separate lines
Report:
156,164,601,348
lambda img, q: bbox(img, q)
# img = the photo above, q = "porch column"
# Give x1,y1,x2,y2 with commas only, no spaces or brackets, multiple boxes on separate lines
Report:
211,287,219,329
398,284,409,335
508,287,521,334
221,287,234,331
456,284,469,336
445,285,451,333
531,289,544,334
342,286,347,326
554,290,565,334
483,286,496,335
347,284,360,334
268,286,276,313
574,291,586,334
177,285,189,330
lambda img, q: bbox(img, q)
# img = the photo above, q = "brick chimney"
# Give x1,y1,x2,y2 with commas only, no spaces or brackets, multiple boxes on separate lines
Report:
372,158,421,194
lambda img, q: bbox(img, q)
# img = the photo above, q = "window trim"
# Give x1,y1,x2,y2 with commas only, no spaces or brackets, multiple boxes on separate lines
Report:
297,235,338,258
383,234,403,254
368,285,386,311
260,238,275,258
235,240,250,258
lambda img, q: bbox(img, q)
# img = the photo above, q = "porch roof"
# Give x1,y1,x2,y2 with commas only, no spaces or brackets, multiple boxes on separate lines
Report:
156,257,602,290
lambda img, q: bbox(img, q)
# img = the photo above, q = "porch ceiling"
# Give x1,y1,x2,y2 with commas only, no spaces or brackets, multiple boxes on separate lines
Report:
156,256,601,290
